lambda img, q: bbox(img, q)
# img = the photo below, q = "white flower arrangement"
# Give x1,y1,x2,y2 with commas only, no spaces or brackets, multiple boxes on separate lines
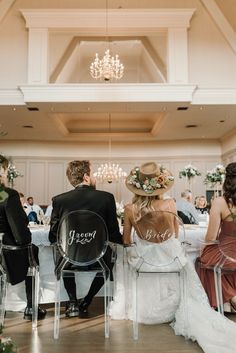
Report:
0,325,17,353
7,162,23,185
204,164,225,187
116,201,124,218
0,336,17,353
179,164,201,180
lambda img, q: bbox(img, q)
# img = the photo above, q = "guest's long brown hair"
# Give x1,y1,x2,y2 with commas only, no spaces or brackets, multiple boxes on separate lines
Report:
223,162,236,206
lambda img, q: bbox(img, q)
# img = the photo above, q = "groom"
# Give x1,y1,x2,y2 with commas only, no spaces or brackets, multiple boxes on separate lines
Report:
49,160,123,317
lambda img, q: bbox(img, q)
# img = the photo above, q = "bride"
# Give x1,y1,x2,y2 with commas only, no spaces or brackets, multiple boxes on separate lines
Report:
110,161,236,353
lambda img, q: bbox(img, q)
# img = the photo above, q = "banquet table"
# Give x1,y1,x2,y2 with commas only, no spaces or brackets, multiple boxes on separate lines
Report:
5,223,207,312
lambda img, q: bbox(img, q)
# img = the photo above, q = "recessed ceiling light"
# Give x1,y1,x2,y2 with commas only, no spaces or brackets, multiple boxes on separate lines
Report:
177,107,188,111
27,107,39,111
185,124,198,128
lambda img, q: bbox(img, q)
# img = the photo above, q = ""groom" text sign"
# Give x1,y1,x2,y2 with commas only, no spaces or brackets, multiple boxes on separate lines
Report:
68,229,96,245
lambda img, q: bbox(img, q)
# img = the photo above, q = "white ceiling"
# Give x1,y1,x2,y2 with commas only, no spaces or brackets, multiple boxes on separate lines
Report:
1,101,235,143
1,3,236,144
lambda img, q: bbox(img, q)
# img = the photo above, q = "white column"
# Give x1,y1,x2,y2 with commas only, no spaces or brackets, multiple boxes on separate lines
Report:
27,28,49,84
167,28,188,84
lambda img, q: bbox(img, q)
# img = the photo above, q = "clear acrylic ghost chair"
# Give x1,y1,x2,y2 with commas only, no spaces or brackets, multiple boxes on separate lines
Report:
0,233,7,330
54,210,110,339
129,210,188,340
0,233,39,329
198,213,236,315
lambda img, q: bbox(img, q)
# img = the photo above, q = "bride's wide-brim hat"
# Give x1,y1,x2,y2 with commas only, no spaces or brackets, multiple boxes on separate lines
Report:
126,161,174,196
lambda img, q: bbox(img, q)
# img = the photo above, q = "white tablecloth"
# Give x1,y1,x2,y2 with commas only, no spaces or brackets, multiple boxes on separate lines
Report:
180,224,207,261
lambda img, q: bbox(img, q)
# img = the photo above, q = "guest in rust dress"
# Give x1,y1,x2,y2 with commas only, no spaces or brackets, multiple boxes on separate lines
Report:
196,162,236,312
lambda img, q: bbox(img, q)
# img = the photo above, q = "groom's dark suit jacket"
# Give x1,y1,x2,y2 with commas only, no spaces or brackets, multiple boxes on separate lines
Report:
49,184,123,245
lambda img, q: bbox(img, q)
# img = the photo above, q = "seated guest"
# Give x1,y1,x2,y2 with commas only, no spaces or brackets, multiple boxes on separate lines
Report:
176,190,199,224
49,160,122,317
25,196,44,224
195,195,208,214
0,155,46,320
196,162,236,313
110,161,236,353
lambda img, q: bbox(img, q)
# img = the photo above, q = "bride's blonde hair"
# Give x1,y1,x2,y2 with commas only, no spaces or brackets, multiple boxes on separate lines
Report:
132,194,160,222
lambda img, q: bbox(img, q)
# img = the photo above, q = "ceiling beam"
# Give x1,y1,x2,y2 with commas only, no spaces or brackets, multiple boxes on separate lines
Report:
151,113,168,137
200,0,236,54
0,0,15,23
50,37,80,83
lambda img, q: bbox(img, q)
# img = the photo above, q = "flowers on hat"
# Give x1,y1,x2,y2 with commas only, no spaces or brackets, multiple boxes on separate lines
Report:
179,164,201,180
127,165,174,195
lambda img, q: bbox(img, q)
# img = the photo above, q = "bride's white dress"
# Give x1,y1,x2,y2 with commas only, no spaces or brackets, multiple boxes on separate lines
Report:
110,233,236,353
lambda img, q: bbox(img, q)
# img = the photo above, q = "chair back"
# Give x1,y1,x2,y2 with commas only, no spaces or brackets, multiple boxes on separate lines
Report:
57,210,109,267
132,210,186,271
136,210,182,243
216,212,236,264
177,211,192,224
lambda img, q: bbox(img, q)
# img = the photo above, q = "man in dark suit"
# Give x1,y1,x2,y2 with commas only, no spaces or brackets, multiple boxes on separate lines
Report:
49,160,123,317
0,155,46,320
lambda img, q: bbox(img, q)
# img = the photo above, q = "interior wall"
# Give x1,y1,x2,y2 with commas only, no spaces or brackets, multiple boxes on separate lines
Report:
0,140,224,205
1,0,236,87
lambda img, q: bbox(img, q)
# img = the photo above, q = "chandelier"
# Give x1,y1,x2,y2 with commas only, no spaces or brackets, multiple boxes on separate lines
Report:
93,114,127,183
90,0,124,81
94,163,127,184
90,49,124,81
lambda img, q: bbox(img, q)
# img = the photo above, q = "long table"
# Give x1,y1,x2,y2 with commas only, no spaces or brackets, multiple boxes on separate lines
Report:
6,223,207,311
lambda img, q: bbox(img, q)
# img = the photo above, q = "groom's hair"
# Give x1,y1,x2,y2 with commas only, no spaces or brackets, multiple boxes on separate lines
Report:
66,160,91,187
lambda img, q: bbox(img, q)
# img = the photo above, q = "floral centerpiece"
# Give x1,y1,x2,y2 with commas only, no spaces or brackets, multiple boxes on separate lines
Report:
204,164,225,188
116,201,124,219
179,164,201,180
116,201,124,226
7,161,23,188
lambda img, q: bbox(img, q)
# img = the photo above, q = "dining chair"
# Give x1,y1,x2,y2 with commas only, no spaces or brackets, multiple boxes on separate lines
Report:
197,213,236,315
0,233,40,329
53,209,111,339
128,210,188,340
177,211,192,224
0,233,7,329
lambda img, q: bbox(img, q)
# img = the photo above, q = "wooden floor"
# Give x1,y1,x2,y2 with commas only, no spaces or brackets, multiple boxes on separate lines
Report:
3,299,236,353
